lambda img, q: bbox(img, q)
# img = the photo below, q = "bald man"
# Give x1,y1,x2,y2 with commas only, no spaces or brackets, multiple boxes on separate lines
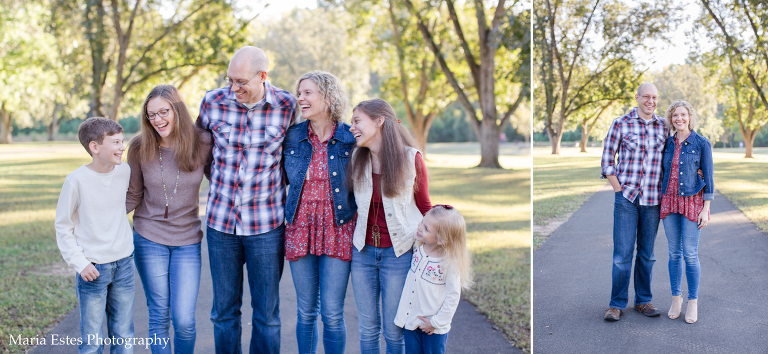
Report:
196,46,296,353
600,83,668,321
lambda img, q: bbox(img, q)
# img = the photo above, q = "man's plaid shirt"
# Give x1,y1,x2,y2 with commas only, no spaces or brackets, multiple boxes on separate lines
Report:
197,81,296,235
601,107,669,206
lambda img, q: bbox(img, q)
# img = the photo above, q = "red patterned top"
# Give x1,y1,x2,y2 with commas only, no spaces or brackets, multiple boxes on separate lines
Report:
285,124,356,261
660,136,709,222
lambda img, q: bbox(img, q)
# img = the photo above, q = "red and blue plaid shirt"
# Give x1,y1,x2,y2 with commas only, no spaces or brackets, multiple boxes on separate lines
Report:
601,107,669,206
197,81,296,235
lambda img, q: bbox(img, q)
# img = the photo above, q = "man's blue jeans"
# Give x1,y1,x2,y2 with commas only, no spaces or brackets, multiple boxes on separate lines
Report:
662,213,701,300
207,225,284,354
351,246,412,354
403,328,449,354
77,254,135,354
134,232,201,354
610,192,660,309
289,254,351,354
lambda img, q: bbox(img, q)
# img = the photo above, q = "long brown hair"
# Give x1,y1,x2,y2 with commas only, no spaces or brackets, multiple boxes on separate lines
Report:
128,85,203,172
347,99,423,197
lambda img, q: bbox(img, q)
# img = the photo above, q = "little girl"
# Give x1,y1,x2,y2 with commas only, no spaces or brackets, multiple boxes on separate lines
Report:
394,205,473,353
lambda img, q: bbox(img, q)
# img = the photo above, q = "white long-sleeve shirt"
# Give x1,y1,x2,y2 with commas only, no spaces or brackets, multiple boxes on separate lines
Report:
394,245,462,334
55,164,134,273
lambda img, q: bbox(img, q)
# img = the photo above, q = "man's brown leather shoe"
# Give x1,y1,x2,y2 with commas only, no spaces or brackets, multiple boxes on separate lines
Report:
604,308,622,321
634,303,661,317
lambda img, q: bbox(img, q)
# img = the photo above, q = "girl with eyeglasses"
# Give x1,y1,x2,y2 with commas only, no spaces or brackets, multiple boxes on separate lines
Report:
126,85,213,353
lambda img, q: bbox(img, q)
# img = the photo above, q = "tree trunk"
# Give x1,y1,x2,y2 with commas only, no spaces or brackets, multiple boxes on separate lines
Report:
86,0,108,119
743,129,756,158
1,102,12,144
579,123,589,153
477,118,501,168
547,128,562,155
47,103,64,141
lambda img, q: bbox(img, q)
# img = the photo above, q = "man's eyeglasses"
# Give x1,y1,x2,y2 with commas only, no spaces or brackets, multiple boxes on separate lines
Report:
226,71,263,88
147,108,171,121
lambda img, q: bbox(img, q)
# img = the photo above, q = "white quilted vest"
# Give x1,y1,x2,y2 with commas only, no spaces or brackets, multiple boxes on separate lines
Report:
352,147,424,257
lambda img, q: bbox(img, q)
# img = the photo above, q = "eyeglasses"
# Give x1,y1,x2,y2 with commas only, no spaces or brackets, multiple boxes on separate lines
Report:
226,71,263,88
147,108,171,121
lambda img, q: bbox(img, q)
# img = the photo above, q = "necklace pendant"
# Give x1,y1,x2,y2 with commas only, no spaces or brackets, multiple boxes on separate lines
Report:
164,205,169,219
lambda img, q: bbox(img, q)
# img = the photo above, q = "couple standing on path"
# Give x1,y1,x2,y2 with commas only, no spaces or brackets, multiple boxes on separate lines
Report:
124,45,472,354
601,83,714,324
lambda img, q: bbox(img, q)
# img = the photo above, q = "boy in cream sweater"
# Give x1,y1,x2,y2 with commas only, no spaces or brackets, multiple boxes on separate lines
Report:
55,117,135,354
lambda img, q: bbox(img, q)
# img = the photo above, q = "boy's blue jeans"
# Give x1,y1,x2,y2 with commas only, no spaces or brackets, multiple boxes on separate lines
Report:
76,254,135,354
403,328,449,354
610,192,660,309
206,225,284,354
662,213,701,300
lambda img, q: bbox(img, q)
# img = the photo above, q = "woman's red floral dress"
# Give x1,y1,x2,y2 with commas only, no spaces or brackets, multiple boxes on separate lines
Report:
285,124,355,261
660,137,709,222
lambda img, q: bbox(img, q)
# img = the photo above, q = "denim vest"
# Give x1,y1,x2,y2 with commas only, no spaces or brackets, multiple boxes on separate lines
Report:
661,130,714,201
283,120,357,226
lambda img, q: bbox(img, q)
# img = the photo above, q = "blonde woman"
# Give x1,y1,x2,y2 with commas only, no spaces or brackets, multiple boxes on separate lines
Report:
660,100,714,324
126,85,212,353
283,71,357,354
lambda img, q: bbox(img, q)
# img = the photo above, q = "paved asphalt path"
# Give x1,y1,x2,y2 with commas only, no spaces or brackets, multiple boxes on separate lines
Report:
32,190,517,353
533,184,768,354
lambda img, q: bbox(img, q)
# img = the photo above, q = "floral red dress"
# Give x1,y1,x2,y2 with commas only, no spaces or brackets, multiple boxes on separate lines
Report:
284,124,356,261
660,137,709,222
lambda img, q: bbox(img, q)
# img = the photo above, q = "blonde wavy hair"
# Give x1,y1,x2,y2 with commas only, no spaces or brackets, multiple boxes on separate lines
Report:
423,206,474,290
664,100,699,133
295,71,347,123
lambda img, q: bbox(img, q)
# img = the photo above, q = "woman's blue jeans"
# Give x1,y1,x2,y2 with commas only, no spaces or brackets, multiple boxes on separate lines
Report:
351,246,412,354
133,232,201,354
289,254,351,354
662,213,701,300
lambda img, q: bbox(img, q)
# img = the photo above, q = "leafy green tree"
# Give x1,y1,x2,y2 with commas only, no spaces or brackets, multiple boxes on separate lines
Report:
0,1,56,143
697,0,768,157
400,0,529,168
54,0,258,121
252,7,372,114
651,63,724,143
536,0,680,154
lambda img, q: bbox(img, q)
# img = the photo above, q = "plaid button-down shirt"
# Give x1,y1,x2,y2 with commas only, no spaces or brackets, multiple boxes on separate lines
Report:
601,107,669,206
197,81,296,235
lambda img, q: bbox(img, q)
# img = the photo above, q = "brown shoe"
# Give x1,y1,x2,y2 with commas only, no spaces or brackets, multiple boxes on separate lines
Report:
604,308,622,321
634,303,661,317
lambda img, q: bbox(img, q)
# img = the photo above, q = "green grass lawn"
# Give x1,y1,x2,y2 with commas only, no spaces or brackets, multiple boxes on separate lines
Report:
0,142,532,353
425,143,531,352
533,146,768,250
0,143,89,353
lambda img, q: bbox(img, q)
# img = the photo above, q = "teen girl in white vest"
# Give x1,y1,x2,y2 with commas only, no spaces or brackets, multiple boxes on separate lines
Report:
347,99,432,354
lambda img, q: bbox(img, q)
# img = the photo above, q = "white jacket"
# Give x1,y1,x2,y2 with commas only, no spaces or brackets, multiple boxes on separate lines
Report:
394,245,462,334
352,147,423,257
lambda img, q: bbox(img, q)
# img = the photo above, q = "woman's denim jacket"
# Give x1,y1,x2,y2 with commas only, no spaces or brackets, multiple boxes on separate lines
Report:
661,130,714,201
283,120,357,226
